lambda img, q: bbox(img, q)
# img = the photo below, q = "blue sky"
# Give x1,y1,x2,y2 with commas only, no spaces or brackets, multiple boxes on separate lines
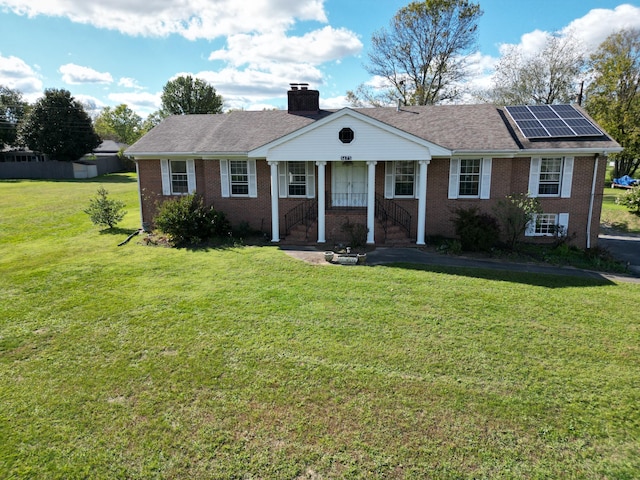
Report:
1,0,639,118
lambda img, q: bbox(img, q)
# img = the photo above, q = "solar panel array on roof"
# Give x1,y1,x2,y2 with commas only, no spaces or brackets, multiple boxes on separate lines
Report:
505,104,604,139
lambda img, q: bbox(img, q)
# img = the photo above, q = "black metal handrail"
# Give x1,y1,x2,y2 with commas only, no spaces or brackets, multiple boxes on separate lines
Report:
284,199,318,236
375,194,411,237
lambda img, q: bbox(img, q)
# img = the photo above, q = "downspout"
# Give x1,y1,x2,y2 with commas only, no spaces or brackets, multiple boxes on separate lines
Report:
135,160,146,231
586,153,600,249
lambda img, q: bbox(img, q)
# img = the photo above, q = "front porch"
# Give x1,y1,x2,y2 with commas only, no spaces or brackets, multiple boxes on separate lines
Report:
280,194,414,247
268,159,429,246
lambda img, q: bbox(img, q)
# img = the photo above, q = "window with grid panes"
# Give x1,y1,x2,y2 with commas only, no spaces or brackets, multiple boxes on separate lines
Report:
535,213,557,235
230,160,249,195
459,158,481,196
394,161,415,196
288,162,306,196
539,157,562,195
170,160,188,194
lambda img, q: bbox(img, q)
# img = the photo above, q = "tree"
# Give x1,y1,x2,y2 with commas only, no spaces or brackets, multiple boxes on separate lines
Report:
20,89,101,161
141,110,165,132
493,193,542,250
347,0,482,107
160,75,224,115
486,34,584,106
585,29,640,178
93,104,143,145
84,186,127,229
0,86,28,150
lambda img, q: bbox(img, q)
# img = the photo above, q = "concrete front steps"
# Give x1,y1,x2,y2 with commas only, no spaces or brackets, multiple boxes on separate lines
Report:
280,214,413,247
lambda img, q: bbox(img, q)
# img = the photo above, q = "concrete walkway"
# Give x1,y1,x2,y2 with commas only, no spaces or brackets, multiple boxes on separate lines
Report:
281,237,640,284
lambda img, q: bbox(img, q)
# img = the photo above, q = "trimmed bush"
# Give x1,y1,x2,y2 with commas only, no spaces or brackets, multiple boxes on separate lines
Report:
452,207,500,252
153,194,230,246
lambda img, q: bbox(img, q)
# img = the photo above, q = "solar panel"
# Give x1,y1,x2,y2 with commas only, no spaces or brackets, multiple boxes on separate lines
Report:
505,104,604,139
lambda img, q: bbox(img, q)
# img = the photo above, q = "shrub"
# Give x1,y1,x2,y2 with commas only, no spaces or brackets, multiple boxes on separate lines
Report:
616,186,640,216
452,207,500,252
341,221,368,250
153,194,230,246
84,186,126,229
493,193,542,250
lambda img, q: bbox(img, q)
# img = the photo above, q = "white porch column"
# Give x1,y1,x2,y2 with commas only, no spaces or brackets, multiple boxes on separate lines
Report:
316,161,327,243
366,160,377,244
268,161,280,242
416,158,430,245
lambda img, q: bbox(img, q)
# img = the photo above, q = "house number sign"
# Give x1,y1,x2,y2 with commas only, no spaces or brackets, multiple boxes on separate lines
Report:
340,156,352,161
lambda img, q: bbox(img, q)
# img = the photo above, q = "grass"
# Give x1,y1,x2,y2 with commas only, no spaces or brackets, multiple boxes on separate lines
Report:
601,186,640,233
1,174,639,478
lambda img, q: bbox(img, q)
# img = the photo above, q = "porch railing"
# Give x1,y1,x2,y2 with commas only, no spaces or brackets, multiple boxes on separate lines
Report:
284,198,318,237
329,192,367,208
375,194,412,238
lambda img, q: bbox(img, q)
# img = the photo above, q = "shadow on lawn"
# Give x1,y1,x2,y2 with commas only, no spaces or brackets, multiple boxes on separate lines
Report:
381,262,616,288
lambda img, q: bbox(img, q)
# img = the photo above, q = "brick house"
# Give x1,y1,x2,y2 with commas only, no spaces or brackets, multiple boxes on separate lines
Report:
126,84,621,248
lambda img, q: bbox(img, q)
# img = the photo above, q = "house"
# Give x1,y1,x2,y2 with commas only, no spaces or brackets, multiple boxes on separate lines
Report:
125,84,622,249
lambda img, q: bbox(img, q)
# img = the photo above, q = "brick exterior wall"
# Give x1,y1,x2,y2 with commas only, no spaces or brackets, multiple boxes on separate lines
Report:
137,154,604,248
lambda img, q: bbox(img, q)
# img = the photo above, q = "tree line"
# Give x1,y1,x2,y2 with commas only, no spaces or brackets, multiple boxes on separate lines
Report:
1,0,638,175
0,75,223,162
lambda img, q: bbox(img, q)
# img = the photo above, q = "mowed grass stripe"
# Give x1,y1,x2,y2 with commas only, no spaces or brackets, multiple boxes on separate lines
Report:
1,174,638,478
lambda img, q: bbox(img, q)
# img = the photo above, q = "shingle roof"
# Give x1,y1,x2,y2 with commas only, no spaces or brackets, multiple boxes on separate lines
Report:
125,104,620,156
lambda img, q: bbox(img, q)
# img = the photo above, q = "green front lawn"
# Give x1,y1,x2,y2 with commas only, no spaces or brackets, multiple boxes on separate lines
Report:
1,174,639,478
601,186,640,233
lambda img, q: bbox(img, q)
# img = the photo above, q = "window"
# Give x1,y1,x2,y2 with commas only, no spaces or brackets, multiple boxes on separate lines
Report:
535,213,557,235
539,157,562,195
230,160,249,195
170,160,188,194
448,158,492,199
384,161,419,199
394,161,415,196
459,159,481,196
339,127,354,144
160,159,195,195
288,162,307,196
219,159,257,198
526,213,569,237
528,156,573,198
278,162,315,199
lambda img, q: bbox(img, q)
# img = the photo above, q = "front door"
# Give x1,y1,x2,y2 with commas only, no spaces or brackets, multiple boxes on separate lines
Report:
332,162,367,207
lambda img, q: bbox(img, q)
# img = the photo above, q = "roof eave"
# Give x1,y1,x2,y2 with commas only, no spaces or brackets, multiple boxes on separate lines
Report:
125,151,249,159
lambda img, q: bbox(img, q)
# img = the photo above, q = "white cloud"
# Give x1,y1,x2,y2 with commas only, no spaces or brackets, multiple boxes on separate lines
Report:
118,77,143,89
108,91,161,117
0,54,43,96
0,0,328,40
209,26,363,67
59,63,113,84
562,4,640,53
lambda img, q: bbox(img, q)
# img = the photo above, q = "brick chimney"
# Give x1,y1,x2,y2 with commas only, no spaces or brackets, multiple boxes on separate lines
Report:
287,83,320,115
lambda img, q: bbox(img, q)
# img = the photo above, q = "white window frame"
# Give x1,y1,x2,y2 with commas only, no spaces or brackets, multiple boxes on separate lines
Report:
448,157,492,199
219,159,257,198
526,213,569,237
160,159,196,195
528,156,573,198
277,161,316,199
384,161,418,199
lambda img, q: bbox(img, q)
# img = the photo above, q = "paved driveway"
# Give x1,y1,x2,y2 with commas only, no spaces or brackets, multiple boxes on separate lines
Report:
599,233,640,275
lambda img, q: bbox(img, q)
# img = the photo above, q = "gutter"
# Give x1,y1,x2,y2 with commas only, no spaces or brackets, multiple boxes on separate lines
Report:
586,153,600,249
